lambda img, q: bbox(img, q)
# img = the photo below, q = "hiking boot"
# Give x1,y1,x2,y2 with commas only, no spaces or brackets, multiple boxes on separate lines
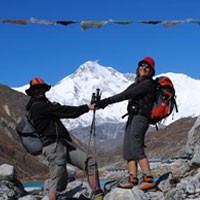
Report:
94,192,104,200
138,174,157,192
92,190,104,200
118,174,138,189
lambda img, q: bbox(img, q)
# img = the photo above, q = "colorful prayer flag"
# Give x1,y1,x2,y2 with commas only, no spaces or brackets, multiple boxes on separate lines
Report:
56,21,78,26
80,20,109,30
162,20,185,28
1,19,29,25
109,19,133,25
30,17,56,25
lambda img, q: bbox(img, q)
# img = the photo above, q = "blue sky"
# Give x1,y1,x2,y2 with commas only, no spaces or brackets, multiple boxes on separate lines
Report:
1,0,200,87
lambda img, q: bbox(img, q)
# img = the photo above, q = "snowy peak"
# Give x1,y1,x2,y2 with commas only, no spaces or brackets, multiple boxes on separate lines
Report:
51,61,133,104
74,61,103,74
13,61,200,129
72,61,131,87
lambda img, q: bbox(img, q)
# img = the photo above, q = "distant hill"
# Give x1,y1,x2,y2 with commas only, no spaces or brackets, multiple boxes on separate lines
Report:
0,84,48,182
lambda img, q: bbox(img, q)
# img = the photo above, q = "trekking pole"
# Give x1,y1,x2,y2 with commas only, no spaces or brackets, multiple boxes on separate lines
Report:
87,92,96,158
86,89,101,192
92,106,97,191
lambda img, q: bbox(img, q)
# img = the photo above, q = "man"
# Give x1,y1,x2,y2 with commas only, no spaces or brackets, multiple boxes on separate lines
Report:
25,77,103,200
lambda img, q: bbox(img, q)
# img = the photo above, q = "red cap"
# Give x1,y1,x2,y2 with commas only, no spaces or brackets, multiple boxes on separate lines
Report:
142,57,155,70
138,57,155,75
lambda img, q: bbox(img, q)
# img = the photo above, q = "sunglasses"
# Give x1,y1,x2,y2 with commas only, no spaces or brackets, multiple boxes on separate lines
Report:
139,63,151,69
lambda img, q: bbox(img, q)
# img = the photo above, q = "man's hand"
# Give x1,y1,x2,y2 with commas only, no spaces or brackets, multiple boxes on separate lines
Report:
88,103,95,110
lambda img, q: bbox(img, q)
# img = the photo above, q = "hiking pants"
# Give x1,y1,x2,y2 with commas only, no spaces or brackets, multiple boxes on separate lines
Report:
123,114,149,161
43,139,97,193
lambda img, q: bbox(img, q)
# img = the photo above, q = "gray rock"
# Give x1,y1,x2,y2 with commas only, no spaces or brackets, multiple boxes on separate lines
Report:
104,187,138,200
104,186,165,200
1,115,200,200
157,173,172,193
185,115,200,156
0,164,15,181
0,164,25,199
18,195,38,200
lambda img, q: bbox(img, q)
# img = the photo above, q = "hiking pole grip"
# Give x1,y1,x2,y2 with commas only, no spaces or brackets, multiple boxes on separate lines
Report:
91,92,96,104
96,88,101,103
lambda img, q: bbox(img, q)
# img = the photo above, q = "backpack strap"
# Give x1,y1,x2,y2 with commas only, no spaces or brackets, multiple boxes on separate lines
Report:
26,106,35,125
174,98,178,113
26,101,43,137
155,124,159,131
26,111,32,122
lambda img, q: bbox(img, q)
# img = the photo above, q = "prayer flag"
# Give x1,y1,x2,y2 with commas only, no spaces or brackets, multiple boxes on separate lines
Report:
1,19,29,25
80,20,108,30
139,20,162,24
186,18,200,25
56,21,78,26
30,17,56,25
162,20,185,28
109,19,133,25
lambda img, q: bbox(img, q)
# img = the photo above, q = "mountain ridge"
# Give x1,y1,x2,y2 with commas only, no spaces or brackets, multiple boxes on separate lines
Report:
14,61,200,130
0,81,197,181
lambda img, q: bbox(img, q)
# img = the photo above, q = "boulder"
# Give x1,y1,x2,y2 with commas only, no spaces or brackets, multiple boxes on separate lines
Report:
0,164,25,199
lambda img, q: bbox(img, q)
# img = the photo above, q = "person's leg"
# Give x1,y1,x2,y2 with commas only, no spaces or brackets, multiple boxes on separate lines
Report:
128,160,138,176
43,141,68,200
49,192,57,200
127,115,148,161
138,158,151,176
118,160,138,188
119,120,139,188
67,142,102,193
120,115,151,189
126,115,156,191
138,158,156,191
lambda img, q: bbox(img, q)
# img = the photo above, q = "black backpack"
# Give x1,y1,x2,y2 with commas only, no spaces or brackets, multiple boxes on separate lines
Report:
16,112,43,156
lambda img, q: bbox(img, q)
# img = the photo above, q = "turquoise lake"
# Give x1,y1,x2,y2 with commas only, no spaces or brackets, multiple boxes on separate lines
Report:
23,179,111,189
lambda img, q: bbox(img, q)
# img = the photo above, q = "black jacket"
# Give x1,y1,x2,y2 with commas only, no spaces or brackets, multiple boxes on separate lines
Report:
26,97,89,146
109,78,156,119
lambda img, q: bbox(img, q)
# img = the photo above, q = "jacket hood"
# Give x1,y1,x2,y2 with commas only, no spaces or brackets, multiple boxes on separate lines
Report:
26,97,49,111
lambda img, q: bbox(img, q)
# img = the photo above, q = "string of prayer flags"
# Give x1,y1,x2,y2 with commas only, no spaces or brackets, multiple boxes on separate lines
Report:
1,17,200,30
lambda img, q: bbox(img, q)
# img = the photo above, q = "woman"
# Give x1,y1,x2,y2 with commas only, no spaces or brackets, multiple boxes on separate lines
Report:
95,57,157,191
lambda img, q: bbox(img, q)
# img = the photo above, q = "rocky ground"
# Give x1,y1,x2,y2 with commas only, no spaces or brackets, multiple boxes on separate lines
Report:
1,115,200,199
1,84,200,199
0,84,197,183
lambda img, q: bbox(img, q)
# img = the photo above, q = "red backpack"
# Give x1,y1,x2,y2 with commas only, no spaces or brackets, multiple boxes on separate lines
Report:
149,76,178,125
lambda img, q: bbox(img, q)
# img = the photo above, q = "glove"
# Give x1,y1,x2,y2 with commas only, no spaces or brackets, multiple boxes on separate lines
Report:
95,98,111,109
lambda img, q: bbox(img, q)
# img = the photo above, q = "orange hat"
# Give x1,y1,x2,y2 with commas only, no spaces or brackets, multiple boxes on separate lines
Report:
25,77,51,96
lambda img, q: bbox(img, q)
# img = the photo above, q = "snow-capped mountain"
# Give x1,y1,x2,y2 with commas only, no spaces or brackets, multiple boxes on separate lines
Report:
14,61,200,130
